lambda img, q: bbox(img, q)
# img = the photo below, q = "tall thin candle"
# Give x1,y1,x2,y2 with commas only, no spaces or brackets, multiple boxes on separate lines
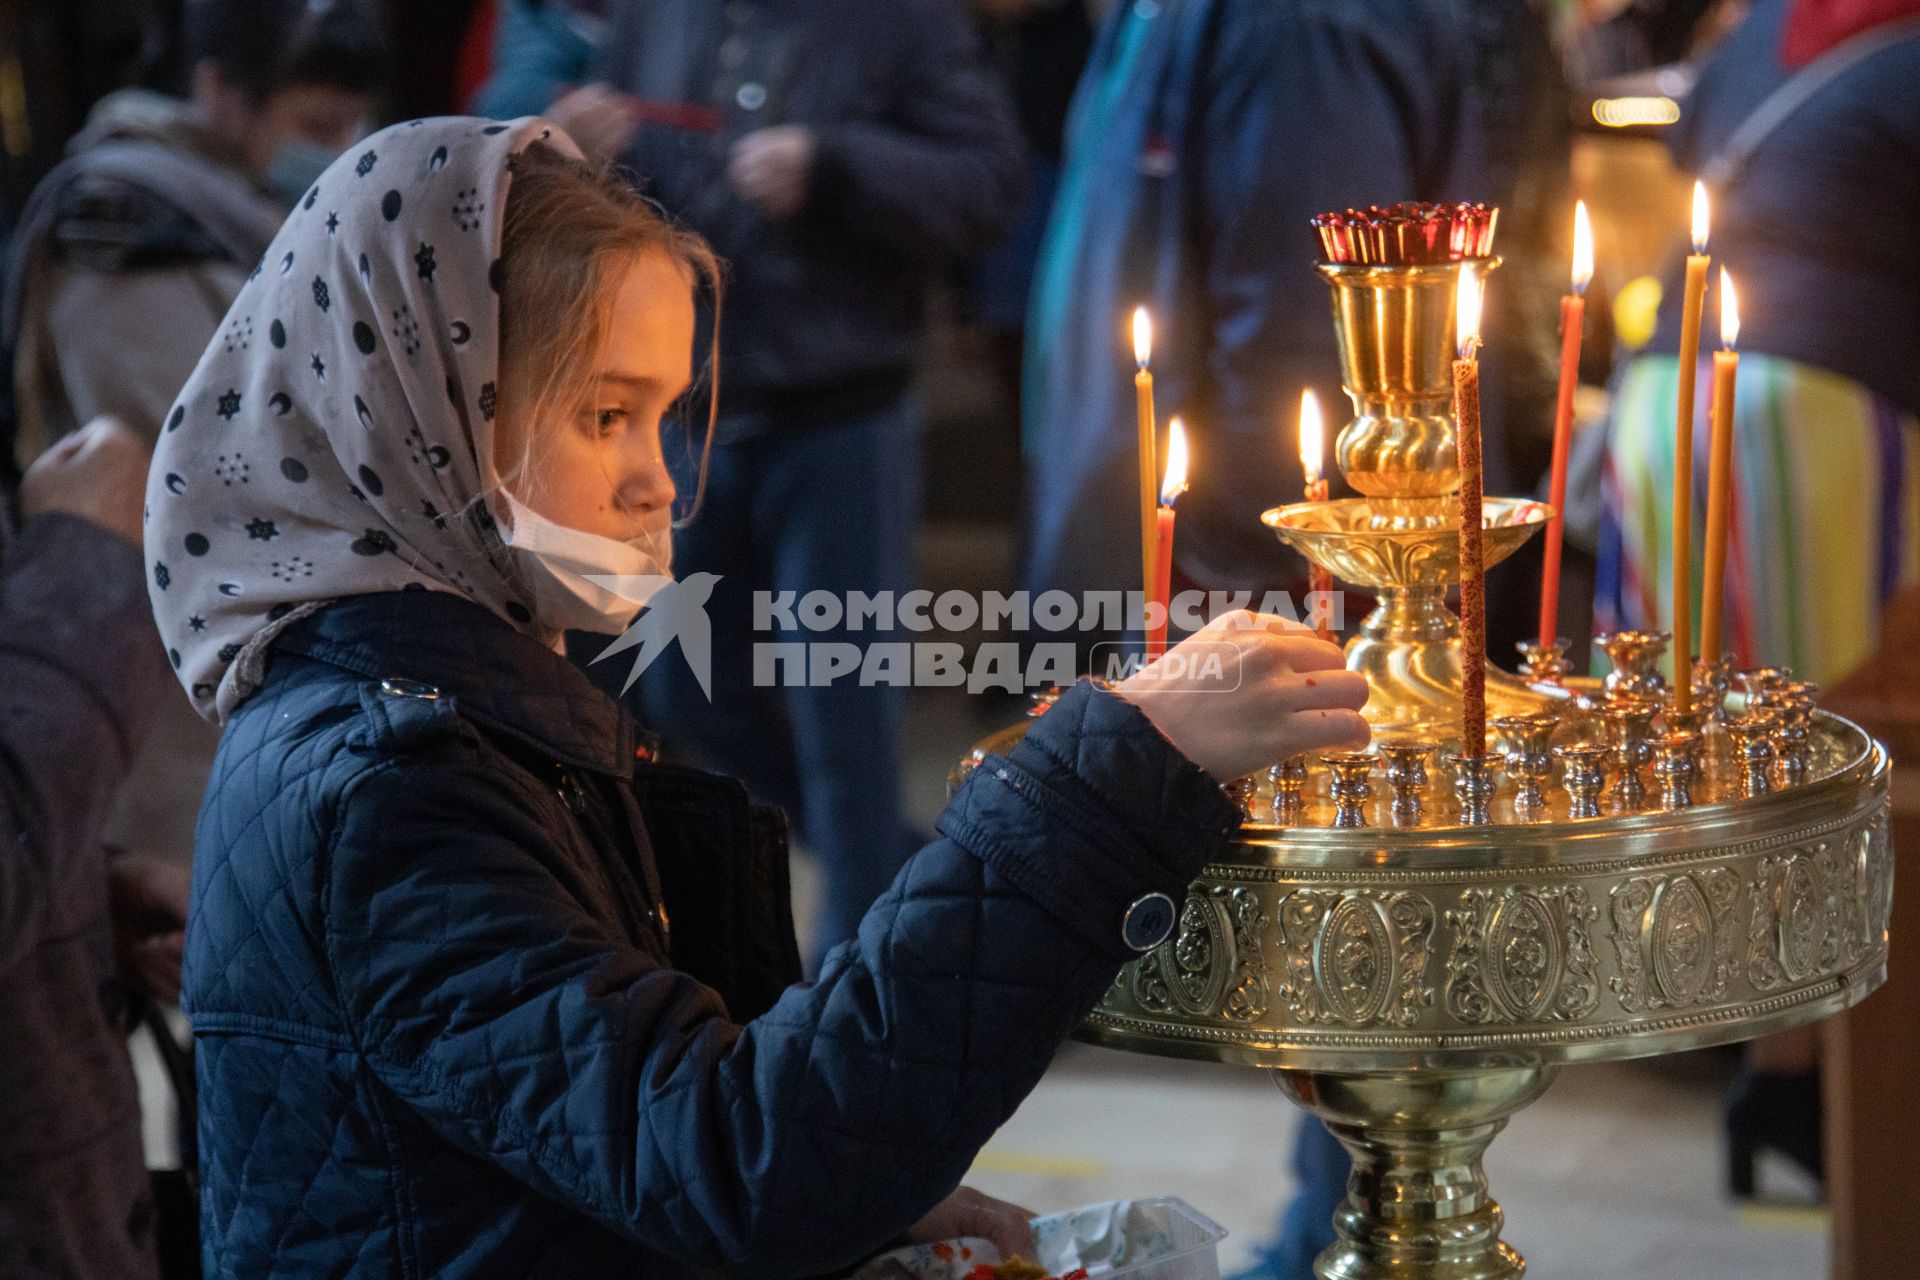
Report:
1132,308,1160,631
1147,418,1188,660
1298,389,1335,642
1700,270,1740,665
1453,268,1488,756
1538,200,1592,647
1671,182,1711,715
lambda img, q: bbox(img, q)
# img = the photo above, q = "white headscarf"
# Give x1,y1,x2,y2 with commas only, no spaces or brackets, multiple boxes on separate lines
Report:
145,116,578,723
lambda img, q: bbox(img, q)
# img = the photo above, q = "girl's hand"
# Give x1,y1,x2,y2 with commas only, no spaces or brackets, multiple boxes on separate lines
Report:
1116,610,1370,781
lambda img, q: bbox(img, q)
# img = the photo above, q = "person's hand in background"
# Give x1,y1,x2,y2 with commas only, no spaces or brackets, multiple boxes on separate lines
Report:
107,852,191,1005
546,83,639,164
18,415,149,545
728,125,816,219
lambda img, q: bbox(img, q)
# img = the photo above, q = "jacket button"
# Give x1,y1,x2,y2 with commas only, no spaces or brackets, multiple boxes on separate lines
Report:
1121,892,1177,952
379,677,441,700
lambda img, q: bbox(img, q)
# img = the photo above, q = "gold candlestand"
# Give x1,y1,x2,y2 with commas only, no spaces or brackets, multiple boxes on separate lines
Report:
958,243,1893,1280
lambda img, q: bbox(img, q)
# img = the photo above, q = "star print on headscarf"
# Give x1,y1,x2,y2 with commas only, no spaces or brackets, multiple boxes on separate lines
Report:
415,242,437,282
187,614,206,632
216,389,242,419
246,518,280,541
326,211,339,235
311,353,326,380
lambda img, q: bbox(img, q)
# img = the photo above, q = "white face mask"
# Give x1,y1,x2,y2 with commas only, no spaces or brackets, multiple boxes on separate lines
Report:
497,488,673,635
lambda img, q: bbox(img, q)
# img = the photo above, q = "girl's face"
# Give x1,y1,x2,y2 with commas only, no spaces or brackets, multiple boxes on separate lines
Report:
497,249,693,543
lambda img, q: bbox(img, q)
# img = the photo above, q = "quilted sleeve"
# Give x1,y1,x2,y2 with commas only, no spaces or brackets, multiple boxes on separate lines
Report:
328,680,1238,1277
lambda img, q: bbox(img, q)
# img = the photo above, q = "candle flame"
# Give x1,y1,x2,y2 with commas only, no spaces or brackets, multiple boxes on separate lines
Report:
1298,390,1324,485
1720,268,1739,349
1571,200,1594,295
1691,180,1710,255
1132,306,1152,368
1455,267,1482,358
1161,416,1189,506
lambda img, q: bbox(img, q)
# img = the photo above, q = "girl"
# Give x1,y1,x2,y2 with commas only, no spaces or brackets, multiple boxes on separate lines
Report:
145,117,1367,1277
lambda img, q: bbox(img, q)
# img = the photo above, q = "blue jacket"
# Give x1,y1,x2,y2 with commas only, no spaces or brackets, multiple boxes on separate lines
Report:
185,589,1239,1277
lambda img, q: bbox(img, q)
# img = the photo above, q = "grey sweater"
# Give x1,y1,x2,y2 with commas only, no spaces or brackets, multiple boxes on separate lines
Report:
0,512,170,1279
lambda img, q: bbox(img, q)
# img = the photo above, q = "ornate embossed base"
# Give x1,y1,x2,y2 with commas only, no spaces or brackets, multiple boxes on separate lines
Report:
1072,711,1893,1279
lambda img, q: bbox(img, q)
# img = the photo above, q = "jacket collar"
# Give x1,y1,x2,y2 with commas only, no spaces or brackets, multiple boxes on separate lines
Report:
272,589,636,777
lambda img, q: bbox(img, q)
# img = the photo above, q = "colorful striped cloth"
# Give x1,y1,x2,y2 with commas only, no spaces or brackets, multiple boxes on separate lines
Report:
1596,352,1920,685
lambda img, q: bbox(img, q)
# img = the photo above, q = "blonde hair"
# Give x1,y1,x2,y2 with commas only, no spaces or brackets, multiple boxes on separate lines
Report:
493,142,721,523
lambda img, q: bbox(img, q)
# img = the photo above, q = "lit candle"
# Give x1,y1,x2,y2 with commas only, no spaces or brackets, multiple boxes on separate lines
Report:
1298,389,1335,643
1671,182,1711,715
1453,268,1488,756
1699,270,1740,666
1132,307,1160,634
1538,200,1592,648
1147,417,1188,660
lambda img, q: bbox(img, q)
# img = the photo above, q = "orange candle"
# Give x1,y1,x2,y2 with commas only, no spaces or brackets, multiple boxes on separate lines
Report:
1671,182,1711,714
1298,389,1334,642
1453,269,1487,756
1146,417,1188,660
1700,270,1740,664
1538,200,1592,648
1132,307,1160,628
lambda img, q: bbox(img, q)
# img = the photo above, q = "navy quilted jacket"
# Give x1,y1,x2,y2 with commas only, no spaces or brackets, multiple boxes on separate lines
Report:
185,589,1239,1278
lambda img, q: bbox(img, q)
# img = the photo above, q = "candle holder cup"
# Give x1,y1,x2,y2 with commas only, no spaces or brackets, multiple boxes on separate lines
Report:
1448,752,1501,826
1269,757,1310,824
1554,742,1611,819
1492,712,1559,815
1516,637,1572,686
1322,752,1376,828
1601,693,1661,812
1596,630,1670,699
1727,711,1780,799
1378,743,1434,827
1653,730,1699,810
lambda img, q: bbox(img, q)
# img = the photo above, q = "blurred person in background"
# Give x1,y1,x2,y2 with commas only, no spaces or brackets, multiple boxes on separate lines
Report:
0,8,388,1267
1594,0,1920,1200
1017,1,1568,1273
0,417,184,1280
5,0,388,462
960,0,1096,517
1019,0,1567,666
1,0,388,877
472,0,1028,966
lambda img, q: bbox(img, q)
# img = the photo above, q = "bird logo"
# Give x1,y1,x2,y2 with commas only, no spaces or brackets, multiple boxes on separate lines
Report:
586,572,720,699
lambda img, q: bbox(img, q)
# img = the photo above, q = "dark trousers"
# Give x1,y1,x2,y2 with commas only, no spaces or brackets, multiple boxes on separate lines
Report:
637,397,922,967
1269,1120,1347,1277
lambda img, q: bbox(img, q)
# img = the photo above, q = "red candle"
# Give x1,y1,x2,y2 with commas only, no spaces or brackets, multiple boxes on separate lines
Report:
1298,389,1335,642
1538,200,1592,648
1146,418,1189,660
1453,270,1487,757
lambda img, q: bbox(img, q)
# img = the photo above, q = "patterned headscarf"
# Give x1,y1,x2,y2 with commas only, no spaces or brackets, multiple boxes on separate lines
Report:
145,117,574,723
